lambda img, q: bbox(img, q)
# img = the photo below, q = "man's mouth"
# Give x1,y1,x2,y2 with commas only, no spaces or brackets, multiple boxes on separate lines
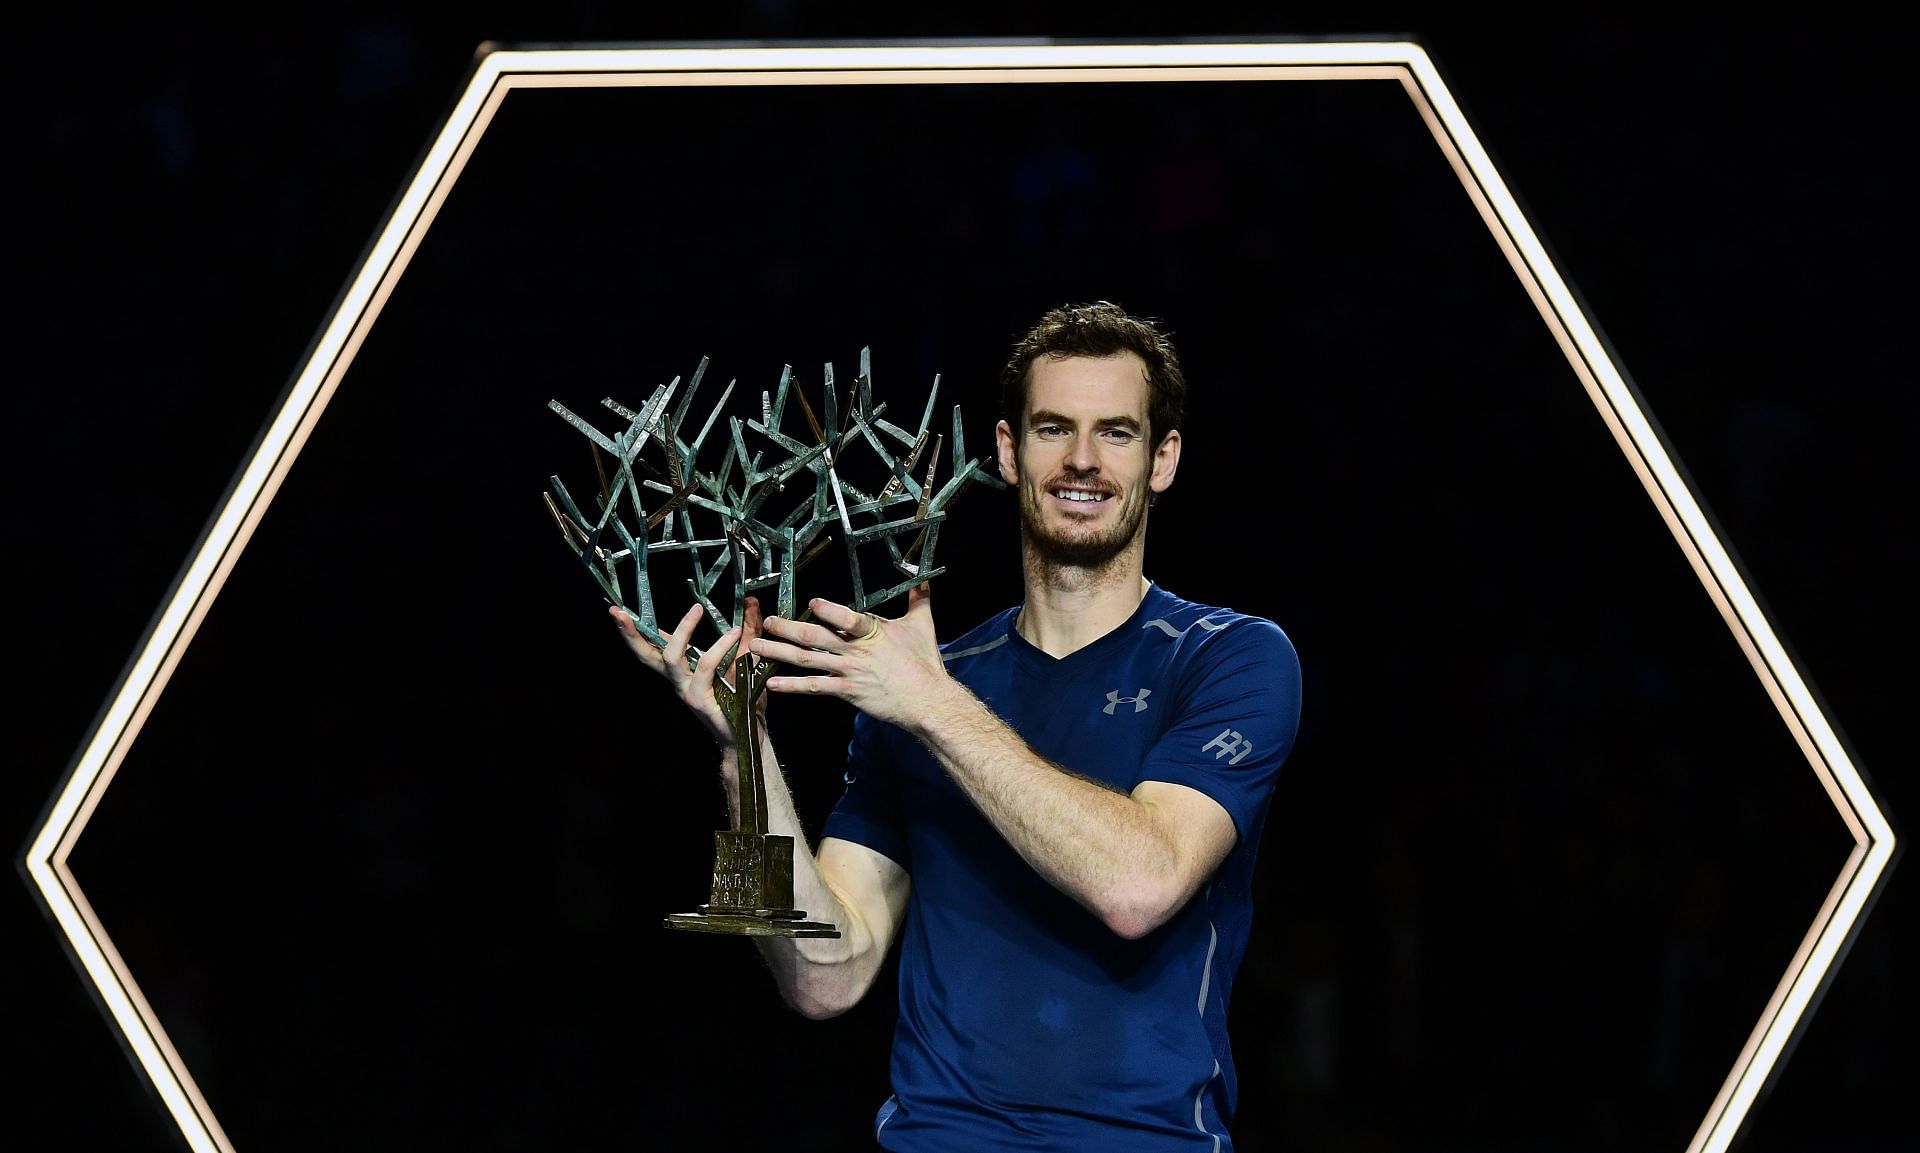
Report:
1049,486,1113,506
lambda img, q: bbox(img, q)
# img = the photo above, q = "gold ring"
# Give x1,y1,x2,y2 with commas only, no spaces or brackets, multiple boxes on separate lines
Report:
853,612,881,642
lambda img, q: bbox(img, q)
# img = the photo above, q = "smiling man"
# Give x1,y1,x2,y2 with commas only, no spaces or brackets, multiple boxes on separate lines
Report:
615,301,1302,1151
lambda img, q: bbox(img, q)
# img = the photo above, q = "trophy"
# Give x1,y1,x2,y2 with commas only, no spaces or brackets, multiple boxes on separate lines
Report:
544,349,1002,937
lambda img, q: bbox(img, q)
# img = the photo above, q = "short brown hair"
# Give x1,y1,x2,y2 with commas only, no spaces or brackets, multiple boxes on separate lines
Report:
998,301,1187,449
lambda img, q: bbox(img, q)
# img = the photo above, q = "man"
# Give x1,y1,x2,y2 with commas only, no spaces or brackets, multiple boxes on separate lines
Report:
613,301,1301,1150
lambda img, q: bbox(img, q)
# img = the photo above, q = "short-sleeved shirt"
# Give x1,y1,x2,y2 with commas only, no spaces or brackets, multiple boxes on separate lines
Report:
823,582,1302,1151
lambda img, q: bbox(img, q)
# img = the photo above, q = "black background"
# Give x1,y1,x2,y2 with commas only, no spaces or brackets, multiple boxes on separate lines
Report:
9,8,1913,1153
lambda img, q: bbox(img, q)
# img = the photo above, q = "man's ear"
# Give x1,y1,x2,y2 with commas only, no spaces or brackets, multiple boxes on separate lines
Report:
996,419,1019,485
1148,428,1181,495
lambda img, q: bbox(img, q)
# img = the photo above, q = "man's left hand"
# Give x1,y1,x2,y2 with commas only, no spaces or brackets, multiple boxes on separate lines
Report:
751,582,950,727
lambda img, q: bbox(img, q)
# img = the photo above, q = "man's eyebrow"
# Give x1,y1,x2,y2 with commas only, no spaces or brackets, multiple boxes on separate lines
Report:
1027,409,1143,432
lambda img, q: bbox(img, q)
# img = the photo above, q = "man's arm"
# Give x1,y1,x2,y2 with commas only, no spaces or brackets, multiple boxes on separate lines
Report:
752,586,1239,940
722,732,910,1019
612,601,907,1018
908,684,1234,939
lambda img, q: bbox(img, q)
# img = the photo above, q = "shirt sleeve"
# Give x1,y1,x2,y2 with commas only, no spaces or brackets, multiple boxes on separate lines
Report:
1132,617,1302,841
820,710,912,871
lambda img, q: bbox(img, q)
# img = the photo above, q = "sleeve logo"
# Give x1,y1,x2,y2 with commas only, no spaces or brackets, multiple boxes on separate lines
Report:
1203,728,1254,765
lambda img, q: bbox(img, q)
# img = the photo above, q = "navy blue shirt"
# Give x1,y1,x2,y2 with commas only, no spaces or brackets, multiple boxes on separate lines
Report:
823,582,1303,1151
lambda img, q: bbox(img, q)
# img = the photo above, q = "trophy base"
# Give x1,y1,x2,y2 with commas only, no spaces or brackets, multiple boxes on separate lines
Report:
664,908,840,938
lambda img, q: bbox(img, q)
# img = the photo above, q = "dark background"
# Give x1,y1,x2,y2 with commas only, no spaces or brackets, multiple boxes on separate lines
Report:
9,8,1913,1153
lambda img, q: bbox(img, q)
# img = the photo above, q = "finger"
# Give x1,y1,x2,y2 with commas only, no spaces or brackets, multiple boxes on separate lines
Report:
610,606,665,671
760,614,855,652
907,581,932,622
750,635,845,671
743,595,763,651
662,603,703,678
904,582,937,642
695,625,741,695
765,673,847,698
807,596,866,636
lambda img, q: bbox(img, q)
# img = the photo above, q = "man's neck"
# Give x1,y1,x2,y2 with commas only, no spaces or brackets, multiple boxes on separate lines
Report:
1015,555,1151,659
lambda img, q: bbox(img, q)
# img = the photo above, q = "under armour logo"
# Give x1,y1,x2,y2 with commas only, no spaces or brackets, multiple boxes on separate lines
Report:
1203,728,1254,765
1104,688,1152,715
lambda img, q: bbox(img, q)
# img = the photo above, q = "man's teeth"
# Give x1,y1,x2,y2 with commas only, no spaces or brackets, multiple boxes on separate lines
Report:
1055,490,1107,502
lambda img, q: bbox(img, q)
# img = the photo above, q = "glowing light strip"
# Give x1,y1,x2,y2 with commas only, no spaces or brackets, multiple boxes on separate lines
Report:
485,41,1405,73
22,52,518,1153
20,41,1890,1153
1392,48,1892,1152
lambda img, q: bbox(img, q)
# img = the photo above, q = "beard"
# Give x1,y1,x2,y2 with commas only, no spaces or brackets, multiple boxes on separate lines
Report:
1018,470,1150,573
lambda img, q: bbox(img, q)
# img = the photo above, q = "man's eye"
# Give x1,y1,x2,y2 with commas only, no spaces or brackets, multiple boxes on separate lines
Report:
1101,429,1138,445
1035,425,1067,439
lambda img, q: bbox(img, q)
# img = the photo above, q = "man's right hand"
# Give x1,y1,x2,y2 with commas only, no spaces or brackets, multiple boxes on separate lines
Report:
610,599,766,747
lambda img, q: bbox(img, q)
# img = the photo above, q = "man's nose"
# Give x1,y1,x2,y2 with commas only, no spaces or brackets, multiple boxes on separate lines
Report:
1065,430,1100,471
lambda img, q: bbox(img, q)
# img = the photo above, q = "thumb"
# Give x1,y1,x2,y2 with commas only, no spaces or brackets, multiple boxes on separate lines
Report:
907,580,933,622
742,595,763,644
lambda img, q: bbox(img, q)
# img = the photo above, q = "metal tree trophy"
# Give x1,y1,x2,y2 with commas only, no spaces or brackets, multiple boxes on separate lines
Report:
544,349,1002,938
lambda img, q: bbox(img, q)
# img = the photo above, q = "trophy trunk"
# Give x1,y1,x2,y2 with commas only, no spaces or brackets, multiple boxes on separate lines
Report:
664,654,839,938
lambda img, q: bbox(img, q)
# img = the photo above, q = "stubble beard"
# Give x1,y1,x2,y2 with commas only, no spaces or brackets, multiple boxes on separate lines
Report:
1018,472,1149,582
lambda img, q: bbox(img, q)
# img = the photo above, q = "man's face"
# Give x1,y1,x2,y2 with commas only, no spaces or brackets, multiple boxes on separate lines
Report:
995,352,1181,571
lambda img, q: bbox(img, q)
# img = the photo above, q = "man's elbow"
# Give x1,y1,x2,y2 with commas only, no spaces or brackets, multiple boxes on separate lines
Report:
1102,910,1163,941
788,988,857,1021
1097,879,1190,940
780,962,879,1020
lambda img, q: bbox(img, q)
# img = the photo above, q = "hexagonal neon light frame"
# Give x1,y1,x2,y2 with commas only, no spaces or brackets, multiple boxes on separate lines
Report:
21,40,1894,1153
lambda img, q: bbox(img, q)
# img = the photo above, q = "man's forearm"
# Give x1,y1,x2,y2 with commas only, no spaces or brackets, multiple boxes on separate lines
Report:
904,681,1195,939
716,734,893,1017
